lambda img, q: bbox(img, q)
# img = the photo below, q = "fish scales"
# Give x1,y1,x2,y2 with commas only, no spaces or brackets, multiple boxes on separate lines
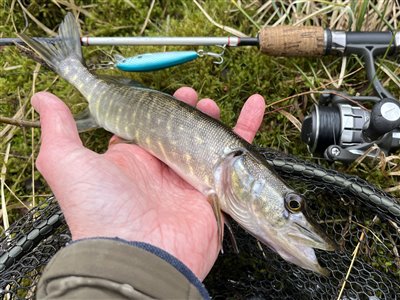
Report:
85,79,245,191
18,13,335,275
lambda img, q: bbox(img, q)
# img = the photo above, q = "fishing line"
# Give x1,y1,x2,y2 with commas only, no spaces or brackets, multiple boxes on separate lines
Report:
301,105,341,154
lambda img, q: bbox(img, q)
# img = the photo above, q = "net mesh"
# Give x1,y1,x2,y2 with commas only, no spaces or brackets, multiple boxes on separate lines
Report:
0,148,399,299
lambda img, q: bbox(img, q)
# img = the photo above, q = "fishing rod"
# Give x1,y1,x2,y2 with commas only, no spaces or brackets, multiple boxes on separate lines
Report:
1,36,258,47
3,26,400,163
2,26,397,54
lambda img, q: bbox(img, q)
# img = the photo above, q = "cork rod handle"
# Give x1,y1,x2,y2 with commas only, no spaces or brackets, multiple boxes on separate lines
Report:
258,26,325,57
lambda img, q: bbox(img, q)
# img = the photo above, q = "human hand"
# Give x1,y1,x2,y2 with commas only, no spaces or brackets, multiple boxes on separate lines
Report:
31,87,265,280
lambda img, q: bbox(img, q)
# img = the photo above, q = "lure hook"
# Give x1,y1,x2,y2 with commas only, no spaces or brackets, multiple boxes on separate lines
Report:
89,61,114,70
197,45,225,65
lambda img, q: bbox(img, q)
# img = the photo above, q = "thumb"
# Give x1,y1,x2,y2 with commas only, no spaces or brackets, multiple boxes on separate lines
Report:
32,92,84,170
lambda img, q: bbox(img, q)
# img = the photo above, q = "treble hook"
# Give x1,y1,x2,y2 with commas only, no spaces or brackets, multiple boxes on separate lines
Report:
197,45,225,65
89,60,114,70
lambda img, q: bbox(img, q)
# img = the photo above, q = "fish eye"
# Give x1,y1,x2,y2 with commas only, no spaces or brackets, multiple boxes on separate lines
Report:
284,193,304,213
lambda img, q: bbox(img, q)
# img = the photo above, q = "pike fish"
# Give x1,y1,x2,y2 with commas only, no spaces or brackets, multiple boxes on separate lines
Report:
19,13,335,275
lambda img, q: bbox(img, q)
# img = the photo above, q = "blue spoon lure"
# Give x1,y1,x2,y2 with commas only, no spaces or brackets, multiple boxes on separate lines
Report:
115,49,224,72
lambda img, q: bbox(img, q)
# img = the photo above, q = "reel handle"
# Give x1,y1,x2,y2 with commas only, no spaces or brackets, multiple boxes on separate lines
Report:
363,98,400,141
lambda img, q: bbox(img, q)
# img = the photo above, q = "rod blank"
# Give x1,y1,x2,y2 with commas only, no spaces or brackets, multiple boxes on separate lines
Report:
1,36,259,47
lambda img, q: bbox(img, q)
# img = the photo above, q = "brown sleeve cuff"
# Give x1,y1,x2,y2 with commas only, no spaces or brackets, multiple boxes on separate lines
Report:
37,238,208,299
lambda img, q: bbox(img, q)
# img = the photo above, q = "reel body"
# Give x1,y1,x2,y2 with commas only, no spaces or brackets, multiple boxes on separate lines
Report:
301,31,400,163
301,91,400,162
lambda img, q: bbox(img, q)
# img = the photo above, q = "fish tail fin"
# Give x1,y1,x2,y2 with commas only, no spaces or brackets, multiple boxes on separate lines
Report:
17,13,83,74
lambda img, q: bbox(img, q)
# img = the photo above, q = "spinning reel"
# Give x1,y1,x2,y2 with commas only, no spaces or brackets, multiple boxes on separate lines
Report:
301,31,400,162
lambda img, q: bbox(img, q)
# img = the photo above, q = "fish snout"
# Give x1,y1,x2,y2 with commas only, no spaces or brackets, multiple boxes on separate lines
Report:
283,192,336,251
288,212,337,252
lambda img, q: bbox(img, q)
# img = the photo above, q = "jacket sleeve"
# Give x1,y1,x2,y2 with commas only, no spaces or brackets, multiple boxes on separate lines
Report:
36,238,210,299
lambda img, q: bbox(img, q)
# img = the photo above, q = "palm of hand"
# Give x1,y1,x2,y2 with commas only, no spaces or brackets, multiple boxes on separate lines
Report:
56,143,219,279
32,87,265,280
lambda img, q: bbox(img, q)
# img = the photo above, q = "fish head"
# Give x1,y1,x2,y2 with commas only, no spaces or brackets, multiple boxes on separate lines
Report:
214,147,336,275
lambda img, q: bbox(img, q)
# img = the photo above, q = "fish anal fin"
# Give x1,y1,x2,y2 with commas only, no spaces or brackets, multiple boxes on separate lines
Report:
208,193,225,254
108,136,136,146
74,108,99,132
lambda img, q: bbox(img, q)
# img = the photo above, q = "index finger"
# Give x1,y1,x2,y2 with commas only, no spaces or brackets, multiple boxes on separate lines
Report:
233,94,265,143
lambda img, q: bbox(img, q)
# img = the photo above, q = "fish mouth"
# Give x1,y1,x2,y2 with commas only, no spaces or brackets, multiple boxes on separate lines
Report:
288,218,336,251
275,213,336,275
251,211,336,276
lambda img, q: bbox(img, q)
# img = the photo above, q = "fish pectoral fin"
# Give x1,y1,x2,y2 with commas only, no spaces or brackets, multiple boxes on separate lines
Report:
74,108,99,132
224,216,239,254
208,193,225,253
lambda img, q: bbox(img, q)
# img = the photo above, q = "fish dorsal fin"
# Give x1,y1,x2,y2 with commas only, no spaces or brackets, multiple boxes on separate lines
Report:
97,74,146,88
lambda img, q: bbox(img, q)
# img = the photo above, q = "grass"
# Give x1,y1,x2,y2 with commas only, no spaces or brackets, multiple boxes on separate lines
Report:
0,0,400,273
